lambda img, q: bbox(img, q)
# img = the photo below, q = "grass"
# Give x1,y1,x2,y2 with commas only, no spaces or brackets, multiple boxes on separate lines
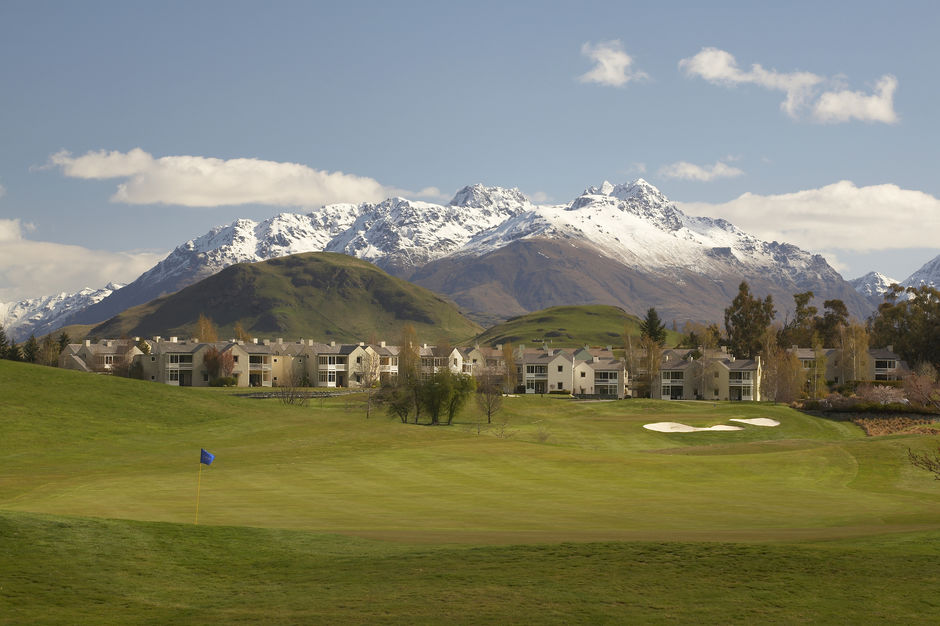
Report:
473,304,683,348
3,359,940,622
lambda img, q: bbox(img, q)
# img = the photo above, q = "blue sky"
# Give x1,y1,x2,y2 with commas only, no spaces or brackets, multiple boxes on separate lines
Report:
1,0,938,302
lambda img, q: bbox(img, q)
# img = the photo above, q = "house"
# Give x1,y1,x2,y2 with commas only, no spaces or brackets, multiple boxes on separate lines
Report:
654,348,762,401
59,338,144,373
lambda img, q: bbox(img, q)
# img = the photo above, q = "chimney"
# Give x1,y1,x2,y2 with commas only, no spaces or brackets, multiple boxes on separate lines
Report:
359,341,364,346
606,345,612,351
330,340,335,347
380,341,386,348
84,339,91,347
170,337,178,343
423,343,427,349
308,339,314,346
153,336,161,343
263,339,270,346
496,344,502,351
193,338,199,344
252,338,258,344
134,337,140,342
887,344,893,353
277,338,283,344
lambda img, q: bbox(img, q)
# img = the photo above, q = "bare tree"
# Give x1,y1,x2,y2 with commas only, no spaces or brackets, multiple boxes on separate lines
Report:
502,342,517,393
355,349,381,418
197,314,219,343
904,364,940,410
274,368,310,407
475,366,504,424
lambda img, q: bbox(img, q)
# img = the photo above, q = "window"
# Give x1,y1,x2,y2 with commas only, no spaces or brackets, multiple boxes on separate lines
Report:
356,356,362,364
558,365,563,372
580,371,586,378
328,371,336,383
233,355,238,363
203,372,208,382
169,370,179,382
875,359,896,369
151,356,155,362
273,358,278,363
318,372,328,382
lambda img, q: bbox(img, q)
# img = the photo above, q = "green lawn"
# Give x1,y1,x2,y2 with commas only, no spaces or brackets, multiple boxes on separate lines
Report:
2,360,940,622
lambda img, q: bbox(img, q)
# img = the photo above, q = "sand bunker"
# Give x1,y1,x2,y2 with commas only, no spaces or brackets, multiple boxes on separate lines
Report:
729,418,780,427
643,422,743,433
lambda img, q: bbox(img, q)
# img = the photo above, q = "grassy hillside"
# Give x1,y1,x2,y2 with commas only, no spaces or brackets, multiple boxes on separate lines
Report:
85,252,482,343
474,304,682,348
3,360,940,622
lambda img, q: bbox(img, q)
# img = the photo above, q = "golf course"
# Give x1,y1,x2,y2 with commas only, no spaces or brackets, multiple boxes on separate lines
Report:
2,359,939,623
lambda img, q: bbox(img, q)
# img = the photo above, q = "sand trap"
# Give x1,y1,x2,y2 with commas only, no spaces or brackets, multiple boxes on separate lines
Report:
643,422,743,433
729,418,780,427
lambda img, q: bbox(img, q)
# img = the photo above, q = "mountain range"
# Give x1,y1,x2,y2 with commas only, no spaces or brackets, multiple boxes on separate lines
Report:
3,179,938,340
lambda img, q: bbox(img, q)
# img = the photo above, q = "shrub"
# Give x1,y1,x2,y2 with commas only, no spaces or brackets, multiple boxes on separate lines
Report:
210,376,238,387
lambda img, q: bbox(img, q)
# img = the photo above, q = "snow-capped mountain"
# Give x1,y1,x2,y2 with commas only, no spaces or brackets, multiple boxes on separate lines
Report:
460,179,840,285
903,253,940,290
0,283,123,341
849,271,901,301
20,179,875,334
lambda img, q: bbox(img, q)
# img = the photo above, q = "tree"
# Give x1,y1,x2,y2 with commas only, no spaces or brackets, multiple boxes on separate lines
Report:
233,321,252,343
397,324,422,424
502,342,517,393
39,334,60,367
475,366,504,424
197,314,219,343
640,335,663,399
836,321,869,385
724,282,775,359
775,349,804,403
355,349,381,418
759,325,781,402
904,364,940,411
816,299,849,347
6,341,22,361
446,373,475,425
22,334,39,363
639,308,667,346
779,291,817,348
809,338,827,398
56,331,71,354
203,346,235,381
870,285,940,368
422,369,454,425
0,325,8,359
386,385,413,424
679,321,721,350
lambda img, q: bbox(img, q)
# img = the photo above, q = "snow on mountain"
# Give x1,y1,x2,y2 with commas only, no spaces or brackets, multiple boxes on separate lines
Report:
903,253,940,289
460,179,838,285
850,271,901,300
0,283,124,341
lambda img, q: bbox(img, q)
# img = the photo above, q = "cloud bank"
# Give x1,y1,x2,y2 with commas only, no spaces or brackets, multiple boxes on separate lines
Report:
678,181,939,252
49,148,418,207
579,40,648,87
659,159,744,182
679,47,898,124
0,218,165,302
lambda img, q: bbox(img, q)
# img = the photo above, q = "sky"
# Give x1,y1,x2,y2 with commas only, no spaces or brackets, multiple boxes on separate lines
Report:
1,0,938,302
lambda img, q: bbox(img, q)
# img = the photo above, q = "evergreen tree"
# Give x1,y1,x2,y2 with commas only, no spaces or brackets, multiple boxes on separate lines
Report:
724,281,775,359
6,341,22,361
57,331,71,353
23,334,40,363
0,325,8,359
639,307,667,346
870,285,940,368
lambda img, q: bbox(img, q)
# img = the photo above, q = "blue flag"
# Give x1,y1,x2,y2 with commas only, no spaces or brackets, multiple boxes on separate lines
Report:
200,448,215,465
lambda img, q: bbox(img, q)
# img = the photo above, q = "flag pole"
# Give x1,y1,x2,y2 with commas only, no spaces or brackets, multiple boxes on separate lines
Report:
195,462,203,525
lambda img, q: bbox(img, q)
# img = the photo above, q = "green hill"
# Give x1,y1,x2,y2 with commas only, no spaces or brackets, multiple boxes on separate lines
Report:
473,304,682,348
4,360,940,622
86,252,482,343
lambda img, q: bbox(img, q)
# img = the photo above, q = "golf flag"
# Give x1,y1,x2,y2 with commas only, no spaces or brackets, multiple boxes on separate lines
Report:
200,448,215,465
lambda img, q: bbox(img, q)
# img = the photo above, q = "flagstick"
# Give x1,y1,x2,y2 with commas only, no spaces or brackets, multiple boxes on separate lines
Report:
195,462,203,525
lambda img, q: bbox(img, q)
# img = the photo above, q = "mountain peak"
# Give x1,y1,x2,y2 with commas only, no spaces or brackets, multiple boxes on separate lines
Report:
448,184,530,209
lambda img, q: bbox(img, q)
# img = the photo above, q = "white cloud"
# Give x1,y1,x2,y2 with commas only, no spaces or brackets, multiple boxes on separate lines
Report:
0,218,164,302
678,181,940,252
412,186,450,202
659,159,744,182
528,190,552,203
579,40,648,87
813,75,899,124
50,148,400,207
679,47,898,124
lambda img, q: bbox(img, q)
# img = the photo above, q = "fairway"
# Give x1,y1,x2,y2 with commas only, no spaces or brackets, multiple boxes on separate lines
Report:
3,360,940,622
